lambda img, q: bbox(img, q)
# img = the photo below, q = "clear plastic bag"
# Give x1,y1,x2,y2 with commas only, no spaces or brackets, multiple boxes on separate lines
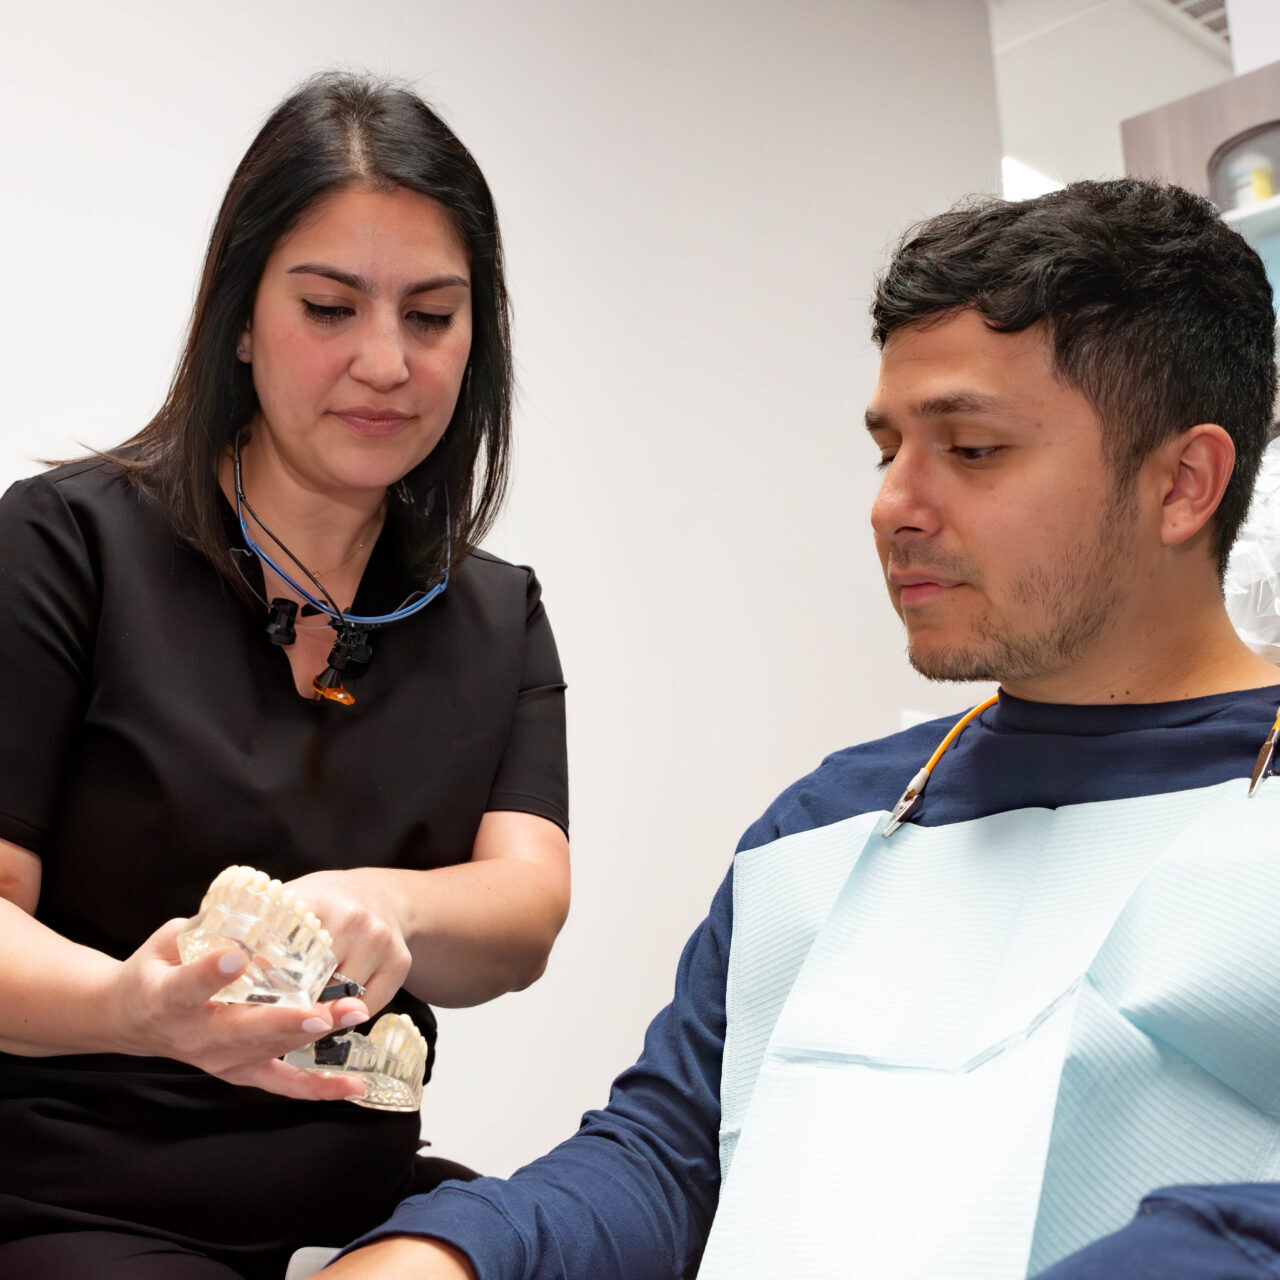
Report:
1225,436,1280,662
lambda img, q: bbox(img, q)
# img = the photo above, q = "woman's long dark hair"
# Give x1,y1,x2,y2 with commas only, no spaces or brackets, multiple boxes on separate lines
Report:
124,70,512,588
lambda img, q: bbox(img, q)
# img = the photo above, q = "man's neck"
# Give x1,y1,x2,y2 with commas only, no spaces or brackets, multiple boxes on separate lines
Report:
999,605,1280,705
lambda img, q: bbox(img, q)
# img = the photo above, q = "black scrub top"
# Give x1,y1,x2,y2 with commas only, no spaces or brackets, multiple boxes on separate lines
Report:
0,457,568,1259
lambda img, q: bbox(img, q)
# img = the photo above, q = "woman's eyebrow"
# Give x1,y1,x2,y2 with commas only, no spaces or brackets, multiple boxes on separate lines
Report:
285,264,470,295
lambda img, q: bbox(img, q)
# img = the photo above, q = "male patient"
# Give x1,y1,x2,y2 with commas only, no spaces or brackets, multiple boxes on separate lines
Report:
324,179,1280,1278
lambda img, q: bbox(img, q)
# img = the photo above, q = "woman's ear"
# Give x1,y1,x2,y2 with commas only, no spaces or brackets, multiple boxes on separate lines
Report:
236,327,252,363
1159,423,1235,549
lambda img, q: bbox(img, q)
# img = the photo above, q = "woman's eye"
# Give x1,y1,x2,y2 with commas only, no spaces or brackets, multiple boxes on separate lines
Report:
302,301,353,324
407,311,453,332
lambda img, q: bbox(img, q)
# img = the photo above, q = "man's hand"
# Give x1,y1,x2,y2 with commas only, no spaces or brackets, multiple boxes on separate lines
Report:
320,1236,478,1278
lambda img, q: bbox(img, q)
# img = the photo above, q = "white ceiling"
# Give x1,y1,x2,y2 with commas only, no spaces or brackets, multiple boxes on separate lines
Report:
986,0,1229,58
1156,0,1230,48
986,0,1232,184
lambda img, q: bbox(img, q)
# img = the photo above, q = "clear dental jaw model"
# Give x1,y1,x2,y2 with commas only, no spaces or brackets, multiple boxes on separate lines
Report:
178,866,337,1008
177,865,427,1111
285,1012,429,1112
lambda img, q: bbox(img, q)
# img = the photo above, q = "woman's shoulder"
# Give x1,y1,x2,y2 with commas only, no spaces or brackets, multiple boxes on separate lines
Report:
450,548,549,621
6,451,143,508
460,547,536,582
1,452,167,553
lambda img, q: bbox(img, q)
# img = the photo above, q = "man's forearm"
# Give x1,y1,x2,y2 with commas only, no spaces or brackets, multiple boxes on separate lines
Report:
322,1236,477,1278
325,872,733,1280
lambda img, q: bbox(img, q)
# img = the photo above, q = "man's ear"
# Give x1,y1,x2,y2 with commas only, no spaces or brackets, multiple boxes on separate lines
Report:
1158,423,1234,549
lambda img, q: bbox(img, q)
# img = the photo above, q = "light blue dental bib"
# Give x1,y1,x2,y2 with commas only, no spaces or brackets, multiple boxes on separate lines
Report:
703,779,1280,1279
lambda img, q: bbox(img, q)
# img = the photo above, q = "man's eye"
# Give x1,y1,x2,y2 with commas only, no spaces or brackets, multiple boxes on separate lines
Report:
302,301,354,324
875,454,896,471
949,445,1002,462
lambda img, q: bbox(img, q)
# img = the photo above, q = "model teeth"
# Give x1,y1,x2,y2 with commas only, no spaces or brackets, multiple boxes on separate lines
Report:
177,865,337,1009
284,1012,429,1112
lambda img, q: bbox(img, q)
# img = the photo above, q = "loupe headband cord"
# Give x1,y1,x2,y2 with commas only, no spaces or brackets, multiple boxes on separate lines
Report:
882,693,1001,838
233,440,345,623
231,437,451,629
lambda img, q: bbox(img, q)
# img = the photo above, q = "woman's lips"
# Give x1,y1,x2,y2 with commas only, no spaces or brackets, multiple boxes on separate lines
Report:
332,409,412,437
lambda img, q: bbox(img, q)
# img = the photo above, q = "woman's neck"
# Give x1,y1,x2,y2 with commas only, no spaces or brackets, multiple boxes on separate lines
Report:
220,435,388,591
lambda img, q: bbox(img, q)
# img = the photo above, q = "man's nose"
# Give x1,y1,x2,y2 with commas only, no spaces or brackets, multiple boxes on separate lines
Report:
870,446,939,542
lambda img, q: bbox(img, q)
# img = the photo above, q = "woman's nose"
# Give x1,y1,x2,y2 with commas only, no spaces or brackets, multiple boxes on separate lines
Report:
350,318,410,390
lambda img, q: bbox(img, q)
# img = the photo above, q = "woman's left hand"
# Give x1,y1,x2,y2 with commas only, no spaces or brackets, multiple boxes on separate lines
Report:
280,870,412,1019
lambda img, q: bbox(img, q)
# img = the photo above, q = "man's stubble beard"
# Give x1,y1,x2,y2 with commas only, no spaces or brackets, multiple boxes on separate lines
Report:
904,482,1139,686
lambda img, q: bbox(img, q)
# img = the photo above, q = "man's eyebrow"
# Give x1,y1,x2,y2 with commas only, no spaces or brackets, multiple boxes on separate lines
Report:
915,391,1007,418
865,392,1014,432
286,264,470,295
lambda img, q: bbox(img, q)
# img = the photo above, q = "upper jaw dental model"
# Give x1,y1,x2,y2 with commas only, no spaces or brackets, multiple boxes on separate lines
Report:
177,866,337,1009
177,865,428,1111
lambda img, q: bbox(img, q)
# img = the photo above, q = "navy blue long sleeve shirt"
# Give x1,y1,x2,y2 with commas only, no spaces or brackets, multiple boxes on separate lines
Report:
345,686,1280,1278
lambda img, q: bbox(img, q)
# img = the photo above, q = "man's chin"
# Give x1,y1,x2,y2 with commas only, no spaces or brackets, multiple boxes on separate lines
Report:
906,643,1000,684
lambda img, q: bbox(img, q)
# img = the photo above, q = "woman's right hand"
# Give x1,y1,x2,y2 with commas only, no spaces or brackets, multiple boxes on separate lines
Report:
107,917,373,1101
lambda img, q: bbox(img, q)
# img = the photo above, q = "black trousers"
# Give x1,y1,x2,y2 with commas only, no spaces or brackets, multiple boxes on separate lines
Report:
0,1156,478,1280
0,1053,480,1279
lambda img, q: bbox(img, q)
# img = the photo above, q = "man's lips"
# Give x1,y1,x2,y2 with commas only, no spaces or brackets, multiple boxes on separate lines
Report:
889,572,966,605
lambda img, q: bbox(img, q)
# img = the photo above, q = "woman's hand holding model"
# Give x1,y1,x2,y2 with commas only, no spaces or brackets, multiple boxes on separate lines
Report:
110,918,371,1099
0,841,369,1099
0,812,568,1099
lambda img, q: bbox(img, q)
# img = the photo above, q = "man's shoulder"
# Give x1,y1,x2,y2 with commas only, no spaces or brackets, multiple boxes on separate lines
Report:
736,712,961,854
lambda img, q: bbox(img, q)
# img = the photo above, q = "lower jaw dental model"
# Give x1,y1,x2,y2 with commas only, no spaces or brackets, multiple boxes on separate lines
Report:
177,865,428,1111
284,1013,429,1112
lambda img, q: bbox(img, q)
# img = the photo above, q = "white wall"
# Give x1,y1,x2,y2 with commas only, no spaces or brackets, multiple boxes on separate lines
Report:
1227,0,1280,74
989,0,1230,182
1,0,1002,1177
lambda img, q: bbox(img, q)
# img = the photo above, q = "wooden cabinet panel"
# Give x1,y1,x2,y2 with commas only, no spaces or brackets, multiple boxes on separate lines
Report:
1123,59,1280,196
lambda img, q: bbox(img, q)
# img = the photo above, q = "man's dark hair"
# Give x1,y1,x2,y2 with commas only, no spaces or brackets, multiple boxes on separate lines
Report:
871,178,1277,574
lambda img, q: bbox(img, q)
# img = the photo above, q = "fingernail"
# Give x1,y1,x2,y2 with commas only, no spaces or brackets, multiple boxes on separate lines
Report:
217,951,247,976
339,1011,366,1028
301,1017,328,1034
